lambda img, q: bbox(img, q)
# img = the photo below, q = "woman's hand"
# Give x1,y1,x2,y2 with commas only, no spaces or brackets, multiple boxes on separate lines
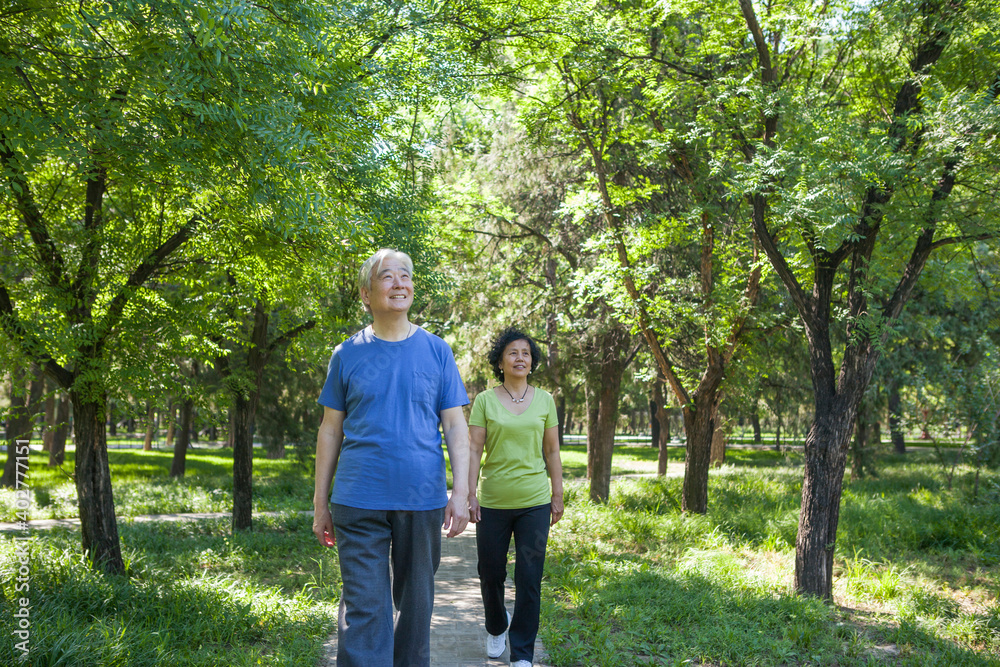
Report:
468,493,482,523
550,493,564,526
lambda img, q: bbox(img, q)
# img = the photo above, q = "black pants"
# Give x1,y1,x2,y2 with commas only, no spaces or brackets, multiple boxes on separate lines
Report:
477,503,550,663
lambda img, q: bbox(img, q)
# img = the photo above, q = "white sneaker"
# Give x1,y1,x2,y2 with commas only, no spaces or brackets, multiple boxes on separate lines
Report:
486,610,511,658
511,661,533,667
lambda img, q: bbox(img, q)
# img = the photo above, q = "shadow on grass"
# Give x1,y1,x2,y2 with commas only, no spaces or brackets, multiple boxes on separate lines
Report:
541,556,997,667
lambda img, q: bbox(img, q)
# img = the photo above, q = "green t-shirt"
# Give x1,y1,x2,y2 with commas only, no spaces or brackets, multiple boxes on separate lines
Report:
469,387,559,509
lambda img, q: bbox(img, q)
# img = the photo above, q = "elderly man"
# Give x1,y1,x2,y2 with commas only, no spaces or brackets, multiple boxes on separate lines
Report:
313,248,470,667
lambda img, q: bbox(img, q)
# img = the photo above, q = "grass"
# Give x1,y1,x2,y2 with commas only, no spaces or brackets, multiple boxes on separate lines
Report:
1,442,998,665
0,513,339,666
541,454,1000,666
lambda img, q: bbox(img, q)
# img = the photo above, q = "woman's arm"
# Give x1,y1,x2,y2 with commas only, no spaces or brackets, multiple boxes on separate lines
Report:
467,425,487,523
542,425,564,525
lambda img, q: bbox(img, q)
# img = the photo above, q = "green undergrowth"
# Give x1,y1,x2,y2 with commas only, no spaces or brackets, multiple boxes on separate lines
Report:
0,448,313,522
3,445,997,665
0,512,339,666
1,443,670,522
542,462,1000,666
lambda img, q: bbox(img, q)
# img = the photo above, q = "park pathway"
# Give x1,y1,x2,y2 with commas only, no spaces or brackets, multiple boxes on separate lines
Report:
317,522,551,667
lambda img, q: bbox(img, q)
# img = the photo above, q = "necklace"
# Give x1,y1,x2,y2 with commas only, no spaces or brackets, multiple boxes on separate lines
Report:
371,323,414,340
502,383,529,404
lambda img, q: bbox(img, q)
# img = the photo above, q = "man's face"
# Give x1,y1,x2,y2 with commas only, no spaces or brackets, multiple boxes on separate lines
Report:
362,257,413,316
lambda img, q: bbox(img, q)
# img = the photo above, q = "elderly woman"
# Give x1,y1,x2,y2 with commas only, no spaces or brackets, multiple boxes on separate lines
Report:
467,327,564,667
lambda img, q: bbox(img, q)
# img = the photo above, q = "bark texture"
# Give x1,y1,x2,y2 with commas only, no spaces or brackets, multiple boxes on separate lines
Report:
230,298,271,531
2,368,43,488
586,326,629,502
170,397,194,478
48,393,70,467
72,391,125,575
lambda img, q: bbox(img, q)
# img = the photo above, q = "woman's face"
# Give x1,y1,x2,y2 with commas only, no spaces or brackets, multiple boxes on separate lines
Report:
499,339,532,380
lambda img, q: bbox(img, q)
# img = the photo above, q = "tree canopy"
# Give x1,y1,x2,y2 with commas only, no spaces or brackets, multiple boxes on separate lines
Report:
2,0,997,600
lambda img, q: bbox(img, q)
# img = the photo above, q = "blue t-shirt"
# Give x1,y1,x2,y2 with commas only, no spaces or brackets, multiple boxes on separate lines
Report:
317,326,469,510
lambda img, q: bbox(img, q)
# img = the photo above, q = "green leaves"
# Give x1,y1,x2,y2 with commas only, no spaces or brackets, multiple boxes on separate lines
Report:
0,0,396,397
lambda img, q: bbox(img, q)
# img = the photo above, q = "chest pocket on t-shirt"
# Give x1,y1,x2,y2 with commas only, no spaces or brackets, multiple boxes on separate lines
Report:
411,370,439,407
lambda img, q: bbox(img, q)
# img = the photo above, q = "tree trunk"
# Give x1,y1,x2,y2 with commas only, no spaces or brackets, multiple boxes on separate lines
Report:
752,406,762,444
681,390,716,513
231,299,269,531
2,369,43,488
888,381,906,453
231,390,258,530
653,380,670,476
556,395,566,448
774,403,783,451
165,399,176,449
589,365,622,503
678,347,726,513
42,378,55,452
170,397,194,477
48,393,70,466
587,326,628,503
266,440,285,459
143,402,155,451
585,382,599,481
107,401,117,436
71,390,125,575
709,400,726,467
226,408,236,448
851,412,867,481
795,400,854,598
544,259,565,447
650,397,660,449
851,393,878,480
710,419,726,467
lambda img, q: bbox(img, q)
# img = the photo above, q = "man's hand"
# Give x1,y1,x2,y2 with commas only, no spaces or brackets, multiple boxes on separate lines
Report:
442,492,470,537
313,506,337,547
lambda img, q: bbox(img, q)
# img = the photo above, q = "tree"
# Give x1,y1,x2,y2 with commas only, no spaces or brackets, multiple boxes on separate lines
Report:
169,360,199,479
732,0,1000,597
508,0,765,511
428,97,645,502
0,0,369,572
213,282,322,532
1,365,43,488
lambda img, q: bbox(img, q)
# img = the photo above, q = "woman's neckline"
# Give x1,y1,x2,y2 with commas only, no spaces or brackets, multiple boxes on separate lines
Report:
492,385,536,416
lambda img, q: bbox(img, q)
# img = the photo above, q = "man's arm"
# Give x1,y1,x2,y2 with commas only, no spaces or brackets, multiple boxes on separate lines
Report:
440,405,470,537
313,406,345,546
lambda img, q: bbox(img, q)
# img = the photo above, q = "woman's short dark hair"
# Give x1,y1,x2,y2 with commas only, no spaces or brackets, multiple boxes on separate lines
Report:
487,327,542,381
